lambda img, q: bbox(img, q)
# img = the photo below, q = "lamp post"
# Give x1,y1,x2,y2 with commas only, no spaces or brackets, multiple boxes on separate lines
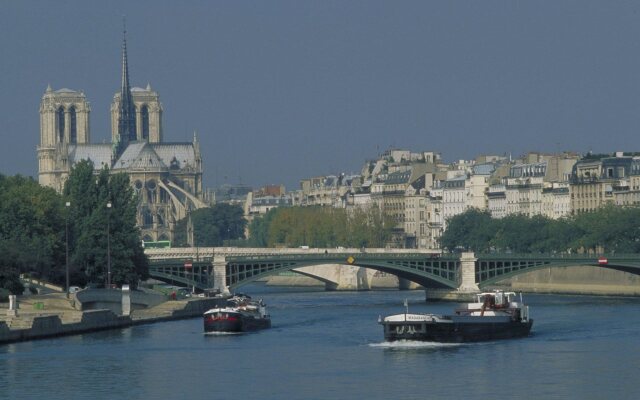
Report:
107,201,112,289
65,201,71,298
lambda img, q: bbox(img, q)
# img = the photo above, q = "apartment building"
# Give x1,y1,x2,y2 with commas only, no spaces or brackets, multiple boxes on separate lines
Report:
570,155,639,213
487,184,507,218
542,183,571,219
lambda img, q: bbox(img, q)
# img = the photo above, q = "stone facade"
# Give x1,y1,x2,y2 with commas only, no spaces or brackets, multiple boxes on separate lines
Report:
569,156,640,213
37,33,204,243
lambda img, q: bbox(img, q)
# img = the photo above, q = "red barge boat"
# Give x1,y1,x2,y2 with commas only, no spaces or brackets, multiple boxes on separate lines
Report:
204,295,271,334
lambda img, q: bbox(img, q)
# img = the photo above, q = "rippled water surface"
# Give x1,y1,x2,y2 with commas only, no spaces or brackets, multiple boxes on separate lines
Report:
2,285,640,400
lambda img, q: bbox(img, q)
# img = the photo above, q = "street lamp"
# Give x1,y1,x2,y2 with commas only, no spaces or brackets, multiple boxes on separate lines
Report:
107,201,112,289
65,201,70,298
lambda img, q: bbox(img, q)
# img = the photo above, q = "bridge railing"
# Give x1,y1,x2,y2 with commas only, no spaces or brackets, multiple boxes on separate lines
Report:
225,252,456,262
477,253,639,261
145,247,442,259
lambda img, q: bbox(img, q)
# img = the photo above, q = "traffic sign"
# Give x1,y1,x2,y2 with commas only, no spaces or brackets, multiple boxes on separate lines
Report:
598,257,608,265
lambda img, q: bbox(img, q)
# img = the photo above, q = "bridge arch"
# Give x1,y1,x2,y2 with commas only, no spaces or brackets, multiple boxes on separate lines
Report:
146,249,458,291
147,249,640,294
476,255,640,288
224,254,460,290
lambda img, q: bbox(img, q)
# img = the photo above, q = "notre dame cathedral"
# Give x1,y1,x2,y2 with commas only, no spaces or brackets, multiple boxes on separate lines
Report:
37,30,206,243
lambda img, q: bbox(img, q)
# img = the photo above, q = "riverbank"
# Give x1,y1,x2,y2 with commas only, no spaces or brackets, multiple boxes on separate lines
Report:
506,265,640,296
0,293,224,345
267,265,640,296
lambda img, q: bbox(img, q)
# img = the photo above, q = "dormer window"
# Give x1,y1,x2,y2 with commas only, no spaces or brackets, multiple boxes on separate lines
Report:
170,156,180,170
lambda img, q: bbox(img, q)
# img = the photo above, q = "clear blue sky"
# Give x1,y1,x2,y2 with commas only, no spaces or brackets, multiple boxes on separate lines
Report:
2,1,640,190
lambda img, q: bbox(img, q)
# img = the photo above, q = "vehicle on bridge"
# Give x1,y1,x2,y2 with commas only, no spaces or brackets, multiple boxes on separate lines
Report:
379,290,533,343
203,294,271,334
142,240,171,249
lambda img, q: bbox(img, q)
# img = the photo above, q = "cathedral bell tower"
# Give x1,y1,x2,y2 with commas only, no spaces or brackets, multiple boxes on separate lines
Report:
38,85,90,190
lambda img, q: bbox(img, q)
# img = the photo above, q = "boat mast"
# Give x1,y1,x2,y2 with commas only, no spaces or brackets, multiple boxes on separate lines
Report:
404,298,408,321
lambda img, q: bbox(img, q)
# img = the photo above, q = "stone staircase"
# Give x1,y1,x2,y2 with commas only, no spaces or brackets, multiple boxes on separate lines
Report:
5,317,34,330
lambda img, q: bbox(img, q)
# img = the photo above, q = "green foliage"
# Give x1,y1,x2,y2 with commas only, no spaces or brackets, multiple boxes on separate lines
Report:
0,174,64,290
0,266,25,295
0,166,147,291
439,209,494,252
64,161,148,287
247,205,393,248
440,205,640,253
174,203,247,247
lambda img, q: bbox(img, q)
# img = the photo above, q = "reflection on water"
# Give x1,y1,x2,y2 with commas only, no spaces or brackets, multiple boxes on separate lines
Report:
369,340,463,349
2,285,640,399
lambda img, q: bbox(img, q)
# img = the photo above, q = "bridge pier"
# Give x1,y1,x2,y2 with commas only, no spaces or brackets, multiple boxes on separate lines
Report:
458,252,480,293
212,255,228,294
122,285,131,316
424,251,479,302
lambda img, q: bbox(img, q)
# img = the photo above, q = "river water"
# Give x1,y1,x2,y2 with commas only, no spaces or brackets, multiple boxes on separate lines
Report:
2,285,640,400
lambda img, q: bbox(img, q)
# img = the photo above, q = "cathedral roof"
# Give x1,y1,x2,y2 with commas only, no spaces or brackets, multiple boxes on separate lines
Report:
68,144,112,169
55,88,81,94
113,142,168,171
151,143,198,170
64,141,199,173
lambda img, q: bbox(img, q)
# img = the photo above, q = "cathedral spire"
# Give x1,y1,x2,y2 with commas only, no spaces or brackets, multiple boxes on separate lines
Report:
116,17,137,158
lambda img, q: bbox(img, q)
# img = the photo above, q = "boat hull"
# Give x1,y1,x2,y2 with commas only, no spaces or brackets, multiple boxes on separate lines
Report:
382,318,533,343
204,312,271,333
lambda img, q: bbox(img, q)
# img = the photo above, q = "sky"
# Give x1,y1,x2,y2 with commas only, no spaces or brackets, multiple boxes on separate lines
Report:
2,1,640,190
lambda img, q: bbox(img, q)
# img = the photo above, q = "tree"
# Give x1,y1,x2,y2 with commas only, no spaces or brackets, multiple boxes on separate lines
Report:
108,173,149,285
64,161,148,287
247,208,277,247
440,209,494,252
0,174,64,289
245,205,394,248
174,203,247,247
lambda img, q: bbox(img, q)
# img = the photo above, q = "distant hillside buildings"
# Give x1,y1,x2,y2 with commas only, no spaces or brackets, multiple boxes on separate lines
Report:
242,149,640,250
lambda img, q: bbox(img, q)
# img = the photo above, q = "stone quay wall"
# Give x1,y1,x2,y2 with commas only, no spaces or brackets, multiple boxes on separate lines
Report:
0,297,225,345
506,265,640,296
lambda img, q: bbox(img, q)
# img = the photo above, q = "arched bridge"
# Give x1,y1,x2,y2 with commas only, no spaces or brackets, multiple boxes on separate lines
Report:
146,248,458,291
476,253,640,286
145,248,640,292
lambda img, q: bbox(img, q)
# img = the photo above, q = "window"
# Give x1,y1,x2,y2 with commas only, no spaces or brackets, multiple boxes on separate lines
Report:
57,106,65,142
141,105,149,140
69,106,77,143
142,208,153,227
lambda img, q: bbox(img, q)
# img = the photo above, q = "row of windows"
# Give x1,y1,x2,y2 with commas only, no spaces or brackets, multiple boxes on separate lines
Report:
571,192,604,199
56,104,151,143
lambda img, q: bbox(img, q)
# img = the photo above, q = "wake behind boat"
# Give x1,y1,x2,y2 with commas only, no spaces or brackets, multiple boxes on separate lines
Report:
204,294,271,334
379,290,533,343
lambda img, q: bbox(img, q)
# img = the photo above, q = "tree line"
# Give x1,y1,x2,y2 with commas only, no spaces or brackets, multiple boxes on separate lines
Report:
245,205,394,248
0,160,148,296
173,204,247,247
440,206,640,254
